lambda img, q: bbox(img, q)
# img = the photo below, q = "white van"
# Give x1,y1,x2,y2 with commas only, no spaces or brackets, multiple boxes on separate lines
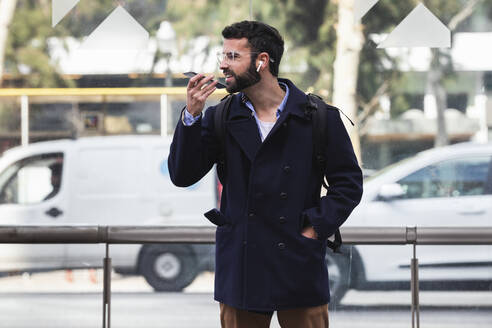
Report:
0,135,217,291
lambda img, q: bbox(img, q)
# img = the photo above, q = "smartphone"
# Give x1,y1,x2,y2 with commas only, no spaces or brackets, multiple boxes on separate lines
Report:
183,71,227,89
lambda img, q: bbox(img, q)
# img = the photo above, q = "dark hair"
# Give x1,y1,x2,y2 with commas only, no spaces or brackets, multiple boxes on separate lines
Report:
49,162,62,175
222,21,284,77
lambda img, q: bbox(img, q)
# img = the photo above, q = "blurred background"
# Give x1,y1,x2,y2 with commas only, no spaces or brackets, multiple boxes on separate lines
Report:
0,1,491,327
0,0,490,165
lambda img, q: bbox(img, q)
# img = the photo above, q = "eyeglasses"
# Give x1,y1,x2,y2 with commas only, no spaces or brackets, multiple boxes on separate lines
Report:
217,51,275,64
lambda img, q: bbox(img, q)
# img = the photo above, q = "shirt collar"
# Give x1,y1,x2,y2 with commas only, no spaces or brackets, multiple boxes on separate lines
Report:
240,82,290,118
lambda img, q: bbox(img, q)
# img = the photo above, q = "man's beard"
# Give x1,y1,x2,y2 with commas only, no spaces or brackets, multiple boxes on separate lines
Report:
224,61,261,93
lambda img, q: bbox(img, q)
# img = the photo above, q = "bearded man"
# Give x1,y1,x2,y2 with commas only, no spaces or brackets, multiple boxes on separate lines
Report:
169,20,363,328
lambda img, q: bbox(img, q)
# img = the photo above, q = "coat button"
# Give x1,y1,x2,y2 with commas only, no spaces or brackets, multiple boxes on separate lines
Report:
249,212,255,217
277,242,286,250
283,165,290,173
280,192,288,199
279,216,286,224
283,122,287,127
243,240,247,245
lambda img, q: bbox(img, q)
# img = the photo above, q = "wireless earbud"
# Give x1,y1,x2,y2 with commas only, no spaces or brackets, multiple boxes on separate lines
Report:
257,61,264,72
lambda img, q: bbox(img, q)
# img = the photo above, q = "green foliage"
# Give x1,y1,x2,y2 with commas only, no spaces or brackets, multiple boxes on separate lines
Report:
5,0,73,87
423,0,465,24
5,0,167,87
4,0,490,97
390,94,412,118
61,0,168,37
0,101,20,132
275,0,335,93
356,0,415,114
159,0,288,73
358,0,487,117
280,0,328,46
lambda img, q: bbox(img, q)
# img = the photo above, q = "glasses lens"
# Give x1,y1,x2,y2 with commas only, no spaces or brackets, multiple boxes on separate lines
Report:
217,52,224,64
217,51,237,64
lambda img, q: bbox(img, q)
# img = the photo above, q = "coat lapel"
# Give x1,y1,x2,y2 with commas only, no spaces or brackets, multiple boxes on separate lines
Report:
225,96,262,162
262,79,311,144
224,79,311,161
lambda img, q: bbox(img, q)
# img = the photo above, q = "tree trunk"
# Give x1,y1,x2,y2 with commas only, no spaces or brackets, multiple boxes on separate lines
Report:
427,0,483,147
429,49,449,147
0,0,17,86
332,0,364,163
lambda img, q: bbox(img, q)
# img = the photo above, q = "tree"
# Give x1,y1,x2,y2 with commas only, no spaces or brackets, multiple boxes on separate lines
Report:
279,0,489,158
358,0,488,148
4,0,73,87
2,0,167,88
277,0,413,161
0,0,17,86
332,0,363,161
424,0,485,147
3,0,488,144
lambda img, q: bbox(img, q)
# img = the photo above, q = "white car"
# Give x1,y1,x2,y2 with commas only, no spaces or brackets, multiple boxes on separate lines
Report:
328,142,492,304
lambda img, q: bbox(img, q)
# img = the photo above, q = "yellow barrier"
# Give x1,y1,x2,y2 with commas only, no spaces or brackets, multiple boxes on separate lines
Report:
0,87,229,145
0,87,228,97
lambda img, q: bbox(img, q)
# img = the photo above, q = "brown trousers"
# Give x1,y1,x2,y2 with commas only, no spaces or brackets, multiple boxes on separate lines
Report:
220,303,329,328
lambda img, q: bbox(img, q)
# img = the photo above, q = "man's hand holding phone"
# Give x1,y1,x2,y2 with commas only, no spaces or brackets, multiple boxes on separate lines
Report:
186,73,218,117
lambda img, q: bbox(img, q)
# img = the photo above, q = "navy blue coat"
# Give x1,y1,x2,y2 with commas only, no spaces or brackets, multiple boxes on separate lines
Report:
168,79,363,311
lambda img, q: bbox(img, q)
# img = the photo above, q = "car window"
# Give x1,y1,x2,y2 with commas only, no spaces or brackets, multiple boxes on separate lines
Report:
365,157,414,182
0,153,64,205
396,155,492,199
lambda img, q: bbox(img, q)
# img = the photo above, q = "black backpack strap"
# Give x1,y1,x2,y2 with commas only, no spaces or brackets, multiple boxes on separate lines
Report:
307,93,343,253
214,94,233,167
326,230,343,254
308,94,329,190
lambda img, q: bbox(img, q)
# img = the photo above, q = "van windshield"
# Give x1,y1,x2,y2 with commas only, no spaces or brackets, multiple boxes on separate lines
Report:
0,153,64,205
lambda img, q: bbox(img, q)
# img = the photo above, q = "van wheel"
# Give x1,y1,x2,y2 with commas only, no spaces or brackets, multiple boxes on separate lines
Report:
326,251,350,309
139,244,198,292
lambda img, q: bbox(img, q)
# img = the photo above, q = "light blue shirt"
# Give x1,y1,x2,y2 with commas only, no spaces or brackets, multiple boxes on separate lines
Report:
183,82,290,141
243,82,289,141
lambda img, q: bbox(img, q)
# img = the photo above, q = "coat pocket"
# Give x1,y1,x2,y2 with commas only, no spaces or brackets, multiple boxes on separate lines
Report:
204,208,230,226
298,232,324,246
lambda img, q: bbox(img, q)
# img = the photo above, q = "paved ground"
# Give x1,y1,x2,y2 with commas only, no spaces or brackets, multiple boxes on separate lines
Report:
1,292,492,328
0,270,491,327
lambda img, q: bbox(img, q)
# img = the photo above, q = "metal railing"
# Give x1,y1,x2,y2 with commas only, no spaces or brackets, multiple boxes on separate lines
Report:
1,225,492,328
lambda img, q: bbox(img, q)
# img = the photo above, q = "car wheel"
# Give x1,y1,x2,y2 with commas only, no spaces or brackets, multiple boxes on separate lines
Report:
325,251,350,308
139,244,198,292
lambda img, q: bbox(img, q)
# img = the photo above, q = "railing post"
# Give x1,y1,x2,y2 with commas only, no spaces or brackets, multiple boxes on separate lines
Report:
21,95,29,146
103,243,111,328
160,94,168,137
411,243,420,328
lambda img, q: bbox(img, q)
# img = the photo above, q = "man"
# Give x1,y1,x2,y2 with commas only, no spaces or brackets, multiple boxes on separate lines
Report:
44,162,62,201
169,21,362,328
